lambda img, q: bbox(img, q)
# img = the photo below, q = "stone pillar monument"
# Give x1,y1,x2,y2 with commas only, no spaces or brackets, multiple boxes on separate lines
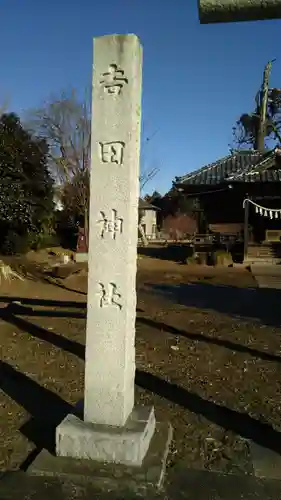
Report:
84,34,142,428
28,35,171,491
54,34,157,466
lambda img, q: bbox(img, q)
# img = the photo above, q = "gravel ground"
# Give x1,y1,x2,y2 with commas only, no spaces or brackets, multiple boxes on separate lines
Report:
1,254,281,477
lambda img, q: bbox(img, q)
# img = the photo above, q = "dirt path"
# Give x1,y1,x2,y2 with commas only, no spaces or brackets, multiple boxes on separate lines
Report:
1,256,281,476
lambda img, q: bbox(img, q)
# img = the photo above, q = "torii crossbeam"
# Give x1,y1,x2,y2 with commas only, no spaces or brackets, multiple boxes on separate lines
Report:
198,0,281,24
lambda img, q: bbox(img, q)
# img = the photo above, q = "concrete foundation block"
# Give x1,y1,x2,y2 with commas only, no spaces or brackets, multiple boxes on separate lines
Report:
56,406,156,467
28,419,173,491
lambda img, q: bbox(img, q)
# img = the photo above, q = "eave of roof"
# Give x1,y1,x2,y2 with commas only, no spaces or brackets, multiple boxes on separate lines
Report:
174,149,280,187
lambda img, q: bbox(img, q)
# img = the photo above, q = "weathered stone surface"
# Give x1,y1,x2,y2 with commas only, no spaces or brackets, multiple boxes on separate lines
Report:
28,421,172,491
198,0,281,24
51,33,170,481
5,464,281,499
84,34,143,428
56,406,156,466
250,441,281,479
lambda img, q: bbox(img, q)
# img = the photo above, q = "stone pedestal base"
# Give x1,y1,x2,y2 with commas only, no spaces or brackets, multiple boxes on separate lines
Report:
27,412,173,491
55,406,155,467
75,253,88,263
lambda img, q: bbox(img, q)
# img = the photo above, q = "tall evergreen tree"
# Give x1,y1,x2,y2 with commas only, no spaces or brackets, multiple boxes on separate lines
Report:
0,113,54,253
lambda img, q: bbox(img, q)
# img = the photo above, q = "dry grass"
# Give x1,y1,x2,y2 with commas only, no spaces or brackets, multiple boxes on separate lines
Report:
1,253,281,476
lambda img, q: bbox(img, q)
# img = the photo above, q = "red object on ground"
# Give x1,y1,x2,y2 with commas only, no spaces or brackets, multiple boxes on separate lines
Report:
76,227,88,253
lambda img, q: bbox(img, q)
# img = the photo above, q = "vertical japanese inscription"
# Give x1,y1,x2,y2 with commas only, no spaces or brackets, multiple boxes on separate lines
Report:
95,59,128,315
100,64,128,95
97,210,123,239
98,282,122,309
99,141,125,165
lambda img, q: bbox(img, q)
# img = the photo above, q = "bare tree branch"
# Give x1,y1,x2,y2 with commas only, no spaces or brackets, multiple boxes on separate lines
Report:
26,88,91,185
140,166,160,191
140,127,160,191
27,89,160,250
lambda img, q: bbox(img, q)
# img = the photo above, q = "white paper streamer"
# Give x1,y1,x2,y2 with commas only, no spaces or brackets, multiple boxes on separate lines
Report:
243,199,281,219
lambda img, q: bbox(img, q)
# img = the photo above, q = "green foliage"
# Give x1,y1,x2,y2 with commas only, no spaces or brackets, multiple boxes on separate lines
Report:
232,109,278,149
28,230,59,250
1,230,30,255
232,60,281,149
0,113,54,254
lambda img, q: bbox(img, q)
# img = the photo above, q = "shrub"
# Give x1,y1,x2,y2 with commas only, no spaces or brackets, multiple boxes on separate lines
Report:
1,231,30,255
212,250,233,266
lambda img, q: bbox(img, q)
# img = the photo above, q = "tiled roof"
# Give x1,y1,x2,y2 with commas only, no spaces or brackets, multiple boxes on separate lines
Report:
234,169,281,183
175,150,280,186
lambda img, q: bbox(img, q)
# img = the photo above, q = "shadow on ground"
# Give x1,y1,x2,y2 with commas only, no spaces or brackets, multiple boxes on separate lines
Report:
136,369,281,454
0,359,76,456
0,296,87,308
1,300,281,466
141,281,281,327
0,299,143,359
136,316,281,364
43,276,87,296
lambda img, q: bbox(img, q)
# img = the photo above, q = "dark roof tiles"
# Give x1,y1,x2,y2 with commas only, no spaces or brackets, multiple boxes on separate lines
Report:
175,150,279,186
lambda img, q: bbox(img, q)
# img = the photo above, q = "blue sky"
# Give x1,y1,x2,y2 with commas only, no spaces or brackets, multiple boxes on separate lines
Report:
1,1,281,194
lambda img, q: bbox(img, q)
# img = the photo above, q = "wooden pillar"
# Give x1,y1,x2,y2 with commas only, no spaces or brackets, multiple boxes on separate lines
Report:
243,198,249,261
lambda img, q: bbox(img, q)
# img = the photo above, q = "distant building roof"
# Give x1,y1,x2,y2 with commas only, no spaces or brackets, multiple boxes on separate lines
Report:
139,198,160,210
174,149,281,187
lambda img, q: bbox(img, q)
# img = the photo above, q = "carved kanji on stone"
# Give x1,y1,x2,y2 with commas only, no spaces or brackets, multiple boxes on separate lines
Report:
97,210,123,239
100,64,128,95
98,282,122,309
99,141,125,165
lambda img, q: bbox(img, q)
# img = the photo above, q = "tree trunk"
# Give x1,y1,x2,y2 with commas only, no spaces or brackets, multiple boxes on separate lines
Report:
256,60,274,151
138,223,148,246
